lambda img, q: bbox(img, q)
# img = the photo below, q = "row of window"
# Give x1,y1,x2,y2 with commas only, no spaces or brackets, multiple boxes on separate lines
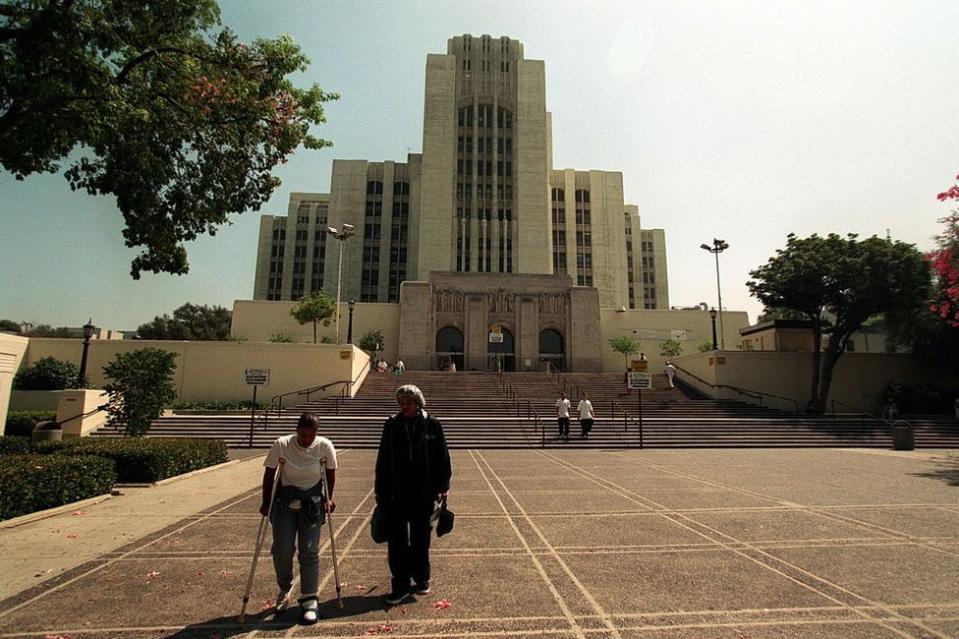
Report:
365,181,410,196
550,188,591,202
456,159,513,177
457,136,513,154
458,106,513,129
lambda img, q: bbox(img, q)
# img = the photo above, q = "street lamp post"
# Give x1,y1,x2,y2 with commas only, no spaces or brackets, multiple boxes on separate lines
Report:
700,239,729,349
327,223,356,344
78,319,95,387
708,308,718,351
347,299,355,344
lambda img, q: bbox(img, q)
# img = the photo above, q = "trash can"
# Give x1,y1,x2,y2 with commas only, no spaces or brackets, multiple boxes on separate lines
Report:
954,398,959,420
891,420,913,451
31,420,62,445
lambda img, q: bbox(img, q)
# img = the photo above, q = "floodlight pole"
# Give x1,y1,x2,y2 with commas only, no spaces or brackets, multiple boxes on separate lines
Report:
700,239,729,349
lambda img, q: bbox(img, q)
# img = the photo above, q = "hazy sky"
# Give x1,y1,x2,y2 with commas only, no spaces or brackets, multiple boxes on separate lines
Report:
2,0,958,330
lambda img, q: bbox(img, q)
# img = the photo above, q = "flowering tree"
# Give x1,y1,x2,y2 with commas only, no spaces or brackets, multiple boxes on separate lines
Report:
1,1,337,278
933,176,959,327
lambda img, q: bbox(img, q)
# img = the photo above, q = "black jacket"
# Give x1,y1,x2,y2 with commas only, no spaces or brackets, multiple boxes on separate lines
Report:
375,410,451,504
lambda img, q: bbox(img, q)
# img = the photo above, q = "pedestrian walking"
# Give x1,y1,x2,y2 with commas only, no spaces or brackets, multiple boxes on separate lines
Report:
577,392,595,439
394,359,405,376
664,361,677,388
375,384,452,605
260,413,337,624
556,392,571,440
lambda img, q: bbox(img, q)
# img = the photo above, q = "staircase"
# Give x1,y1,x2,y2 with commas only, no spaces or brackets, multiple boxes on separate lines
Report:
90,371,959,449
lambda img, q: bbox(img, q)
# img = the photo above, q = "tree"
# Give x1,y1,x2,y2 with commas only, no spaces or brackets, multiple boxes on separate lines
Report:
748,233,930,413
24,324,72,337
13,356,83,390
608,336,641,368
696,339,714,353
1,1,337,278
290,292,335,344
0,319,20,333
136,303,232,340
659,338,683,358
757,307,810,322
103,348,177,437
358,329,385,354
932,173,959,327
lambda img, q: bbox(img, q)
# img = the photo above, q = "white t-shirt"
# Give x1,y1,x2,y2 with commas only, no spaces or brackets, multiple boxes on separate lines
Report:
577,399,594,420
556,398,571,418
264,434,337,490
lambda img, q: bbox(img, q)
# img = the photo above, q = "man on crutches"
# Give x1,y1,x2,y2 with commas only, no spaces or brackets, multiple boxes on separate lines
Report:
259,412,337,624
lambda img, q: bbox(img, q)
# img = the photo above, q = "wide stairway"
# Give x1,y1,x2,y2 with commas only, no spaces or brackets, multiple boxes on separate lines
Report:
92,370,959,449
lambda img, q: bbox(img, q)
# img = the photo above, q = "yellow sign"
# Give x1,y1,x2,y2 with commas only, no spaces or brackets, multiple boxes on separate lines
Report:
630,360,648,372
339,350,352,360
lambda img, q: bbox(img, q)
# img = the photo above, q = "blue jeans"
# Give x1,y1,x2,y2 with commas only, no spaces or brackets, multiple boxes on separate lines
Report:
271,502,324,602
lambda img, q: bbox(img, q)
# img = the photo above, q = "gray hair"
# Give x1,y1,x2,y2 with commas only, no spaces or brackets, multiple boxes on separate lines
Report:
395,384,426,408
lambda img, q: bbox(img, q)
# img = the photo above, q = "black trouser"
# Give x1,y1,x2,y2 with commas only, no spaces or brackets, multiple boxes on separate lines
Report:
386,498,434,594
557,417,570,436
580,418,593,436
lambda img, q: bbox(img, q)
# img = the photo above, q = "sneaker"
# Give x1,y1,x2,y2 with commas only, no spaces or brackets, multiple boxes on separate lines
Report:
385,590,411,605
414,581,431,595
275,587,294,611
301,599,318,624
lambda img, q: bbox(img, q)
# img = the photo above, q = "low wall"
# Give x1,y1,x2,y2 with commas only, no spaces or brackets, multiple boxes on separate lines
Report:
10,390,63,412
56,390,109,438
20,339,370,404
674,351,956,414
0,334,29,436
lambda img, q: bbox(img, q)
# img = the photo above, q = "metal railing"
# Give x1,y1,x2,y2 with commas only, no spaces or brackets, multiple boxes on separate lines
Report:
672,364,800,413
830,398,907,431
260,357,372,428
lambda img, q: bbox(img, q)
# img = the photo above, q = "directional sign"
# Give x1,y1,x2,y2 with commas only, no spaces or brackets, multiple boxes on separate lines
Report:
489,332,504,343
630,360,648,372
628,372,652,389
244,369,270,386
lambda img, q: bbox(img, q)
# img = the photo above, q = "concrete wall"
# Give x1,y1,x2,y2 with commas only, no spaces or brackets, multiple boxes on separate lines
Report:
19,339,370,404
673,350,957,414
600,308,750,372
10,390,64,412
0,333,29,435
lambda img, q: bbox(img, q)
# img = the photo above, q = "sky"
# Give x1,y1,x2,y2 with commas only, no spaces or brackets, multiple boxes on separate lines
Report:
2,0,958,331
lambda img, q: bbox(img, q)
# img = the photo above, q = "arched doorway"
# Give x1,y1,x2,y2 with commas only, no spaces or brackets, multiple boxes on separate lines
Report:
488,327,515,372
435,326,464,371
539,329,565,372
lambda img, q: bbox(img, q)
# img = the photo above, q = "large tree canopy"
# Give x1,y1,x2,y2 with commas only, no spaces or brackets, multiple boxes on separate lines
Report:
0,0,337,277
747,233,929,413
933,173,959,327
136,302,231,340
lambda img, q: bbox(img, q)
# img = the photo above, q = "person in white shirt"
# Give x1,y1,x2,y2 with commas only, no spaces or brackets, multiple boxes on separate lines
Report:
393,359,405,376
260,413,337,624
577,393,595,438
555,392,571,440
664,361,677,388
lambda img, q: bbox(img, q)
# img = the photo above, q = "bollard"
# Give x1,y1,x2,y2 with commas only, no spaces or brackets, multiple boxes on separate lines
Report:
892,421,914,451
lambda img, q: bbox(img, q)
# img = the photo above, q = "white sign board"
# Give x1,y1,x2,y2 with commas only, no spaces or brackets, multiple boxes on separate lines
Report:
245,368,270,385
628,372,652,389
671,329,687,341
489,332,503,343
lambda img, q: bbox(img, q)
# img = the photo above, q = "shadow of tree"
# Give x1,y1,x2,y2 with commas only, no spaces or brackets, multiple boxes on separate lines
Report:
911,458,959,487
160,593,388,638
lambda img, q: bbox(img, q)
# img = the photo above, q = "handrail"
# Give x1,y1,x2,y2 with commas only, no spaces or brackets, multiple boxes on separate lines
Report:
261,356,373,428
53,405,106,429
672,363,800,413
830,398,907,430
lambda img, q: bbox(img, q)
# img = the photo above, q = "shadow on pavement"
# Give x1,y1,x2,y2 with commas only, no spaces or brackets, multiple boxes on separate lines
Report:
912,458,959,486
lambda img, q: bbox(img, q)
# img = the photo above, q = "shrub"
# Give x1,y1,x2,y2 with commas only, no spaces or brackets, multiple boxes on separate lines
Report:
103,348,178,437
0,454,116,520
170,400,266,411
0,436,30,454
5,411,56,437
268,333,295,343
56,438,228,483
13,357,84,390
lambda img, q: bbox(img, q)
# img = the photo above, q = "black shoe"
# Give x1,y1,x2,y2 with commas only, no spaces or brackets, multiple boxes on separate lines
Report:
414,581,431,595
386,590,411,605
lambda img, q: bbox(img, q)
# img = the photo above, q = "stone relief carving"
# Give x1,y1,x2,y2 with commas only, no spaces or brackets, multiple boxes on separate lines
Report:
433,289,464,313
538,292,569,315
486,287,514,313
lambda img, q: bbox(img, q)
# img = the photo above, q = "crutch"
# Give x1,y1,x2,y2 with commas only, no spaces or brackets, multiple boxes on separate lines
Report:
320,460,344,609
239,458,285,623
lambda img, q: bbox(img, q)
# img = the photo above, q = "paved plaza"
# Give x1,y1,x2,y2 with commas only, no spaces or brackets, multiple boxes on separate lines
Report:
1,448,958,638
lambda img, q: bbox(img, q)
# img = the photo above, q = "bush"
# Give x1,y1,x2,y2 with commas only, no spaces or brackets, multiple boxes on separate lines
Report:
170,400,266,411
55,438,228,483
5,411,56,437
13,357,84,390
0,436,30,454
103,348,178,437
0,454,116,520
884,382,959,414
268,333,295,343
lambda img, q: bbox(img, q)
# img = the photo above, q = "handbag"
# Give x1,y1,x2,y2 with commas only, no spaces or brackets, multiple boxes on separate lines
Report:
433,497,455,537
370,504,389,544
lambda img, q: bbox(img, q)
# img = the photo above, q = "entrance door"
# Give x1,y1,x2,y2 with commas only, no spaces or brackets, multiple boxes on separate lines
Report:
435,326,464,371
539,328,565,372
488,328,515,372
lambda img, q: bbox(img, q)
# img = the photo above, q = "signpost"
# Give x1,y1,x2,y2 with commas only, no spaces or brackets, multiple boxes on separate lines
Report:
489,323,503,372
627,372,650,448
245,369,270,448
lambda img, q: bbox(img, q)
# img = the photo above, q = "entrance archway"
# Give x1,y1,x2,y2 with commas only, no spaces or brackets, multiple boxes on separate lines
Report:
488,327,515,372
435,326,464,371
539,328,565,372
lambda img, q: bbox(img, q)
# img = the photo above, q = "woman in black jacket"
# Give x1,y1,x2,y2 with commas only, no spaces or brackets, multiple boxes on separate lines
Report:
374,384,452,605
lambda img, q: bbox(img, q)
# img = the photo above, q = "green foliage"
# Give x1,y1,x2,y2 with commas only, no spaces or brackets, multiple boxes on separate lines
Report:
55,438,228,483
320,336,334,344
0,319,21,333
13,357,83,390
884,306,959,367
136,303,232,340
103,348,178,437
884,382,959,414
24,325,73,337
290,292,336,343
748,233,930,412
358,329,385,353
696,339,714,353
269,332,295,343
659,338,683,358
5,411,57,437
0,454,116,520
0,1,338,278
608,336,641,366
0,436,31,455
170,400,266,411
757,307,810,322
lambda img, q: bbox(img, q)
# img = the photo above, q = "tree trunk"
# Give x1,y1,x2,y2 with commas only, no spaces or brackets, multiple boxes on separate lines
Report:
312,320,317,344
817,332,847,414
808,320,823,414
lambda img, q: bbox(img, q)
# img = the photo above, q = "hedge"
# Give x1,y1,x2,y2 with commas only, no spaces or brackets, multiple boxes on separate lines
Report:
0,454,116,521
55,438,228,483
0,436,31,455
4,411,56,438
170,400,267,411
